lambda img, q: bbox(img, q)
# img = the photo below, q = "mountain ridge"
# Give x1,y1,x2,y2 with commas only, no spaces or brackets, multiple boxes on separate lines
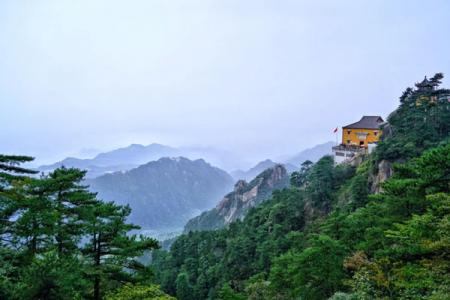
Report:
86,156,234,230
38,142,335,178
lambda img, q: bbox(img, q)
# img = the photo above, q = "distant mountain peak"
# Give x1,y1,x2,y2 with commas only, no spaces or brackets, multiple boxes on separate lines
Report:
38,143,180,178
129,143,145,148
38,143,248,177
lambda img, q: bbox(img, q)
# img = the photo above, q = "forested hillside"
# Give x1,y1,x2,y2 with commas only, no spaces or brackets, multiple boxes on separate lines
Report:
87,157,234,230
151,74,450,300
0,75,448,300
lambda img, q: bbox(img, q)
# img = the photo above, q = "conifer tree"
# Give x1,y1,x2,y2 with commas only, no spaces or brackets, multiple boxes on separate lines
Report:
46,167,98,255
12,176,55,256
0,155,37,247
82,201,159,300
0,155,36,183
430,72,444,86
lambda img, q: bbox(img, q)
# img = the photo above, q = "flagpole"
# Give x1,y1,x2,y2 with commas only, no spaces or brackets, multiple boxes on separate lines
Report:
334,127,339,146
336,129,338,146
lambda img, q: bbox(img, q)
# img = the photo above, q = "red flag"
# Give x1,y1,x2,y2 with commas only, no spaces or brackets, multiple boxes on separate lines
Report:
333,127,338,133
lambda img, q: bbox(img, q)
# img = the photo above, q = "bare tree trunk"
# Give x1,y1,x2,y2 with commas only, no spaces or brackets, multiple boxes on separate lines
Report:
94,232,101,300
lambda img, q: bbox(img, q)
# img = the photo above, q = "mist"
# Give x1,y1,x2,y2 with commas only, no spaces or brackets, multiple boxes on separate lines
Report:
1,0,449,165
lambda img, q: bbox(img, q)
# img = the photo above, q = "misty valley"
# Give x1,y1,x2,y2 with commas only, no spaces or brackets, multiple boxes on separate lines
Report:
2,1,450,299
38,142,333,239
2,74,450,299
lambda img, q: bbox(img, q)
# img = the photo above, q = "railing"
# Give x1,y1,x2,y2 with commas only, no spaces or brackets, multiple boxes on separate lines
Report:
332,144,366,152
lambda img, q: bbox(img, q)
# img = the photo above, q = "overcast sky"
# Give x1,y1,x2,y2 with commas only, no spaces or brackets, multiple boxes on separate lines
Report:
1,0,449,165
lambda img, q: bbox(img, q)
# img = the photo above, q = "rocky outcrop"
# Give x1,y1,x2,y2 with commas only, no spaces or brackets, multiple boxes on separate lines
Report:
370,159,393,193
184,165,289,233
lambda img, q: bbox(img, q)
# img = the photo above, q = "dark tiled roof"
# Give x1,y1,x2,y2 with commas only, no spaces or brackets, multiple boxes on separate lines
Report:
415,76,438,88
343,116,384,129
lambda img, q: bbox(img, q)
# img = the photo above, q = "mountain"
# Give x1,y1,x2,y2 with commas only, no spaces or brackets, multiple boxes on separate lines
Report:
38,143,248,178
38,143,179,178
151,75,450,300
86,157,234,230
282,141,334,166
90,143,179,166
231,159,297,181
184,164,289,233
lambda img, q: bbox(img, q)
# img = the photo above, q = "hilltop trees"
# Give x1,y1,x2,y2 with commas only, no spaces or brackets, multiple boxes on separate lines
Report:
290,160,313,187
376,73,450,162
430,72,444,85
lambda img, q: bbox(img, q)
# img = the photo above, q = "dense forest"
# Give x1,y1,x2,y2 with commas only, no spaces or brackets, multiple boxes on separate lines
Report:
1,74,449,300
151,74,450,300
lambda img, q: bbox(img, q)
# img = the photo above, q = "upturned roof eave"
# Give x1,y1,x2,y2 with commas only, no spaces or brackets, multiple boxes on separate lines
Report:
342,116,384,129
342,125,382,130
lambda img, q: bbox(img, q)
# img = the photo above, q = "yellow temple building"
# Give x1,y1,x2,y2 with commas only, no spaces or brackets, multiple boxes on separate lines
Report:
342,116,384,147
333,116,384,164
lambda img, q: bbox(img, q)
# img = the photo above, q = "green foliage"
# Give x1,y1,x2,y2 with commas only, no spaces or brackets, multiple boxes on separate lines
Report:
342,145,450,299
82,201,159,299
217,283,245,300
15,252,88,300
152,155,357,299
185,165,289,233
328,292,356,300
3,77,448,299
0,158,159,299
375,76,450,162
152,137,449,299
305,156,335,208
290,160,313,187
87,157,234,229
0,155,36,184
106,284,175,300
243,276,272,300
176,272,196,300
269,235,347,300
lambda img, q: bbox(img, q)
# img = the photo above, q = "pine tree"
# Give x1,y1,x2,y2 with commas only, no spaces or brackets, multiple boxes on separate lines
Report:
290,160,313,187
430,72,444,86
82,201,159,300
12,176,55,256
0,155,37,248
175,272,195,300
46,167,98,255
0,155,36,184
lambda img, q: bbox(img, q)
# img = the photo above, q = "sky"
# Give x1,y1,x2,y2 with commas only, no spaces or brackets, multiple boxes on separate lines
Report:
1,0,450,165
